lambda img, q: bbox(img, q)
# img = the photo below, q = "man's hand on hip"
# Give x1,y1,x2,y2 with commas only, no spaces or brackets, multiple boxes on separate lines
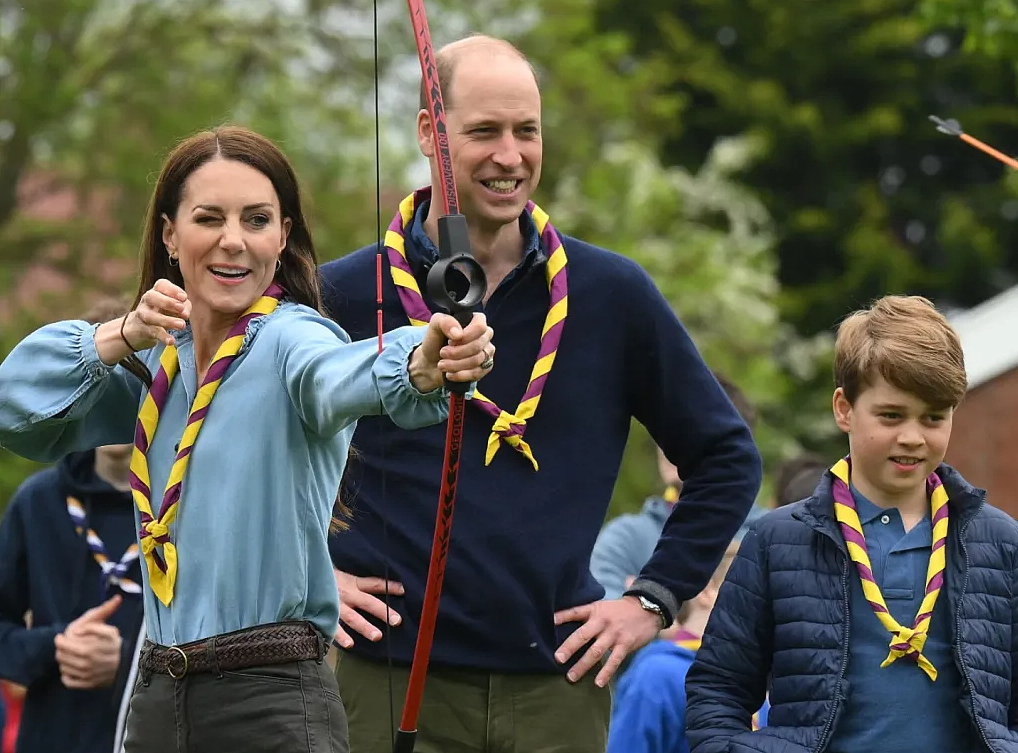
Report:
553,596,662,687
333,569,404,648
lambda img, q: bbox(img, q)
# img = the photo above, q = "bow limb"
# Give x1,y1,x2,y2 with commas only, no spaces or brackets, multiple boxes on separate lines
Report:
392,3,487,752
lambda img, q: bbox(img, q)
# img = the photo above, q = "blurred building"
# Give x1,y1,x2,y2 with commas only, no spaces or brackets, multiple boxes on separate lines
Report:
947,284,1018,519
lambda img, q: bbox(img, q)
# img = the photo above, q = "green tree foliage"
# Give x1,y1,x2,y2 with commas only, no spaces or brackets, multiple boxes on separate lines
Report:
589,0,1018,474
919,0,1018,56
594,0,1018,335
546,135,828,516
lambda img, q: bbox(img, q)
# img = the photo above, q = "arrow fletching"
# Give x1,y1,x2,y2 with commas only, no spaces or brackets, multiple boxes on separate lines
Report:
929,113,1018,171
929,115,963,136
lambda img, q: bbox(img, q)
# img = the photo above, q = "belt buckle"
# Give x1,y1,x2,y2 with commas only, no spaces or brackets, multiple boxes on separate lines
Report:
166,645,188,679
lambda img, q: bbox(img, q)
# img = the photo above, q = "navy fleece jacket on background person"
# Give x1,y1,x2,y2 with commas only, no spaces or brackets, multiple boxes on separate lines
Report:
0,450,144,753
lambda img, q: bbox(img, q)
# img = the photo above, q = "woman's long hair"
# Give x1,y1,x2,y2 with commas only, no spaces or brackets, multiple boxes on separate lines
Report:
121,125,351,530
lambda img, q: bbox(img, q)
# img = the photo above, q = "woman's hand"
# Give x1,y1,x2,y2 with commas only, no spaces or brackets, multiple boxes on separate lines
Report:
95,279,191,364
409,312,494,393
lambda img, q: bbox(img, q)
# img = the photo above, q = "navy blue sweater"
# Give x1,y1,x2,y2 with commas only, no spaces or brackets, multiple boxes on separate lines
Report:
320,201,762,672
0,450,144,753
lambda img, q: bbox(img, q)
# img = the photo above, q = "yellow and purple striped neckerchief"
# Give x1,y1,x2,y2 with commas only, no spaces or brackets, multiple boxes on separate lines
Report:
384,187,568,471
128,284,284,605
829,457,949,681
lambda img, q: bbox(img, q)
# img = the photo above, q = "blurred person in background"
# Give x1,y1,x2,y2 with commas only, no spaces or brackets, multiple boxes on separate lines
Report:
606,527,768,753
772,453,829,508
0,299,145,753
590,372,764,603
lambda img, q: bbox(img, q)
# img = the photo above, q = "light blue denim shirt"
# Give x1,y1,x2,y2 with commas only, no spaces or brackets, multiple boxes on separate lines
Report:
0,301,457,646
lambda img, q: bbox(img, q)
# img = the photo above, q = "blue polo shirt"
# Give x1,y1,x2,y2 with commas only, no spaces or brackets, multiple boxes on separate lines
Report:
410,196,543,273
829,487,973,752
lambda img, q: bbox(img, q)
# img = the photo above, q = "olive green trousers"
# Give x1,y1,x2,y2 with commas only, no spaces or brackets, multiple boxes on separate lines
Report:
335,651,611,753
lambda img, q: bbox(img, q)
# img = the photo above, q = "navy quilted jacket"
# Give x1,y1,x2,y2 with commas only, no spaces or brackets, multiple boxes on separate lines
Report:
685,463,1018,753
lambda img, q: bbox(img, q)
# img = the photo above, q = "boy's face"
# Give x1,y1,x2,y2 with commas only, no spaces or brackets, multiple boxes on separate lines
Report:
832,375,953,504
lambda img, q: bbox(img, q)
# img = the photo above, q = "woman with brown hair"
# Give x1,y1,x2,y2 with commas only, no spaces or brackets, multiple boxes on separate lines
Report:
0,125,495,752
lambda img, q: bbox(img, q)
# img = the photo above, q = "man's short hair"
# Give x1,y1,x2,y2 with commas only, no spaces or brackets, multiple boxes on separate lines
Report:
833,295,967,409
419,34,539,112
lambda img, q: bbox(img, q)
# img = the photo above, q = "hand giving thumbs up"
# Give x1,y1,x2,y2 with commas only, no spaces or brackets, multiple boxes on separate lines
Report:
55,594,124,689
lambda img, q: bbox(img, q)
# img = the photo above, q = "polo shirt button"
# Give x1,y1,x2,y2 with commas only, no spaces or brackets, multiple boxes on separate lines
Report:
880,514,890,524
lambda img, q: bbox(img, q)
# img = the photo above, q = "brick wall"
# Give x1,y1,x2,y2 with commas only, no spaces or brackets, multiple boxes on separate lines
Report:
945,367,1018,520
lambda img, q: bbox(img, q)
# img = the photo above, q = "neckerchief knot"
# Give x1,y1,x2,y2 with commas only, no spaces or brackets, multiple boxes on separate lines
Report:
67,496,141,597
488,410,537,470
143,520,169,539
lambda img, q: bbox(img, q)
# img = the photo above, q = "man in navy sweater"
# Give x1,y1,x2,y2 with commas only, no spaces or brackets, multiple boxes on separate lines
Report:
321,34,762,752
0,299,145,753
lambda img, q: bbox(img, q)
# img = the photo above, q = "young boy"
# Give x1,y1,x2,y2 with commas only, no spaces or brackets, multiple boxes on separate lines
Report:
685,294,1018,753
607,536,768,753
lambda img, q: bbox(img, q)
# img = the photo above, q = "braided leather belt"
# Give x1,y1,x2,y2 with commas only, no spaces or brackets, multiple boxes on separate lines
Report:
140,621,325,679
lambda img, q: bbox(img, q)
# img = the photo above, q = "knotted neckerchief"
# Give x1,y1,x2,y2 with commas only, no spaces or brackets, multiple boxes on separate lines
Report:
830,457,949,680
129,284,284,605
67,496,141,597
384,187,568,471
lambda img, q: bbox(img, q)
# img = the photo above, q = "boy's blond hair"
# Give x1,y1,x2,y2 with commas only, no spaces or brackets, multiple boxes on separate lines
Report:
834,295,967,410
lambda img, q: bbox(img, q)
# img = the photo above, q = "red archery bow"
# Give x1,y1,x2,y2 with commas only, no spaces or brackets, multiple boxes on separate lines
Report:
389,3,486,751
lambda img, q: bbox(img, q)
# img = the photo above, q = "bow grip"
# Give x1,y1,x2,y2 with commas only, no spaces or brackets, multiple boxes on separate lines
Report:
426,213,486,394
